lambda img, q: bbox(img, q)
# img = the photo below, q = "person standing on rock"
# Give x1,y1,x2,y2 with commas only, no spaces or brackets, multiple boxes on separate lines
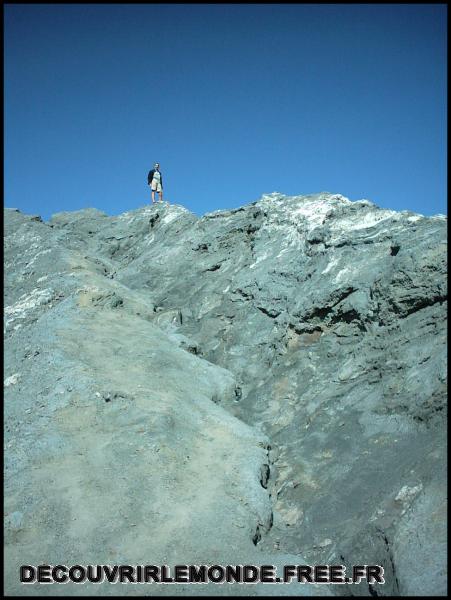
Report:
147,162,165,204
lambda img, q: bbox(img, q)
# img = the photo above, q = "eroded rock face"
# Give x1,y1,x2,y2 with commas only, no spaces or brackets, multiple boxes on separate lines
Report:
4,193,447,596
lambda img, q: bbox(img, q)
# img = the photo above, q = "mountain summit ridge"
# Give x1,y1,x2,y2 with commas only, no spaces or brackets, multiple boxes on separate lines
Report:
7,189,447,226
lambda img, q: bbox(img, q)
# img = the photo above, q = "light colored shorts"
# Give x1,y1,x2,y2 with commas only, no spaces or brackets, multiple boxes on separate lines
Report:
151,179,162,193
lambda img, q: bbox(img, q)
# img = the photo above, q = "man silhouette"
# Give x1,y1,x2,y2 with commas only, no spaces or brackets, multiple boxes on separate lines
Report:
147,162,164,203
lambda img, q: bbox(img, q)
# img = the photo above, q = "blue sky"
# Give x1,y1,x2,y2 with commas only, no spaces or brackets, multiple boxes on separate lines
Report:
4,4,447,220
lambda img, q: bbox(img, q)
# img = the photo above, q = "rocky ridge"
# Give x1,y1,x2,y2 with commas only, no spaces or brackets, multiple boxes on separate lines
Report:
4,192,447,596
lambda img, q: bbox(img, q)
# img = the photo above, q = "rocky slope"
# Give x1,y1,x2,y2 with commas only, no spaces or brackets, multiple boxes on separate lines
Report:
4,192,447,596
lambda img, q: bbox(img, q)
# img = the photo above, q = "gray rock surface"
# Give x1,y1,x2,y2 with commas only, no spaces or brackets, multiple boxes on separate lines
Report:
4,192,447,596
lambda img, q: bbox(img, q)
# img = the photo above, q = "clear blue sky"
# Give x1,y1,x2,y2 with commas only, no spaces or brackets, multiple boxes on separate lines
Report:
4,4,447,220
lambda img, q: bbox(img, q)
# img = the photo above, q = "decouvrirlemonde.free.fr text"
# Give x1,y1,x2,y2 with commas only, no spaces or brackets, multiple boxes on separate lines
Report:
21,564,385,585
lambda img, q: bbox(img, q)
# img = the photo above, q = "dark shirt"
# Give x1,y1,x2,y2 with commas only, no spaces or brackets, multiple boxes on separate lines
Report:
148,169,163,187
